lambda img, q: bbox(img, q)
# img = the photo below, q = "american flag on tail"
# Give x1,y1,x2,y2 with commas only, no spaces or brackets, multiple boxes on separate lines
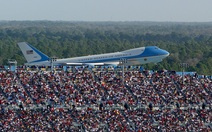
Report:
26,50,33,54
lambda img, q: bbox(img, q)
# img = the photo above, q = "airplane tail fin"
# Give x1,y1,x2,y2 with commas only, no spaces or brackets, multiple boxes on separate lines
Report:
17,42,49,63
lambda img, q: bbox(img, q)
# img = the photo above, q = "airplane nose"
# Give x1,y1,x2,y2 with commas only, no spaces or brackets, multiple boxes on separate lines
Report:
164,50,170,56
158,49,169,56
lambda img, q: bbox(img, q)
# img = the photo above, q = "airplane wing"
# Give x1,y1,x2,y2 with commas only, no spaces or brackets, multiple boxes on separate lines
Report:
65,63,84,66
65,62,120,66
65,62,104,66
104,62,120,66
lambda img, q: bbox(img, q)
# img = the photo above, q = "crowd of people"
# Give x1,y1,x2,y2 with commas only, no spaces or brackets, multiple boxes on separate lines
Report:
0,66,212,131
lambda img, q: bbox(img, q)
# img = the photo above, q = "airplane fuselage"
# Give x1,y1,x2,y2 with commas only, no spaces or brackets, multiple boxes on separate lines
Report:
26,46,169,66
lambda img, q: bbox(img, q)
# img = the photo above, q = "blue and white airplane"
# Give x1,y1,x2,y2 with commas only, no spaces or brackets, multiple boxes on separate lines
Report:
18,42,169,66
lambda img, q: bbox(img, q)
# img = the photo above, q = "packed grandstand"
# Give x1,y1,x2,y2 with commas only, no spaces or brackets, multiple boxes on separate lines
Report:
0,66,212,131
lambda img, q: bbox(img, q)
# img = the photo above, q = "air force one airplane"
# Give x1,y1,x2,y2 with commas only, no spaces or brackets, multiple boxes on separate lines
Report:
17,42,169,66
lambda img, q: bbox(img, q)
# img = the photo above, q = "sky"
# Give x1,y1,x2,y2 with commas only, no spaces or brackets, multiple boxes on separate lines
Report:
0,0,212,22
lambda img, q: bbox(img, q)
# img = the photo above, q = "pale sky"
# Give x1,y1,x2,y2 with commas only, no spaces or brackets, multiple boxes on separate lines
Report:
0,0,212,22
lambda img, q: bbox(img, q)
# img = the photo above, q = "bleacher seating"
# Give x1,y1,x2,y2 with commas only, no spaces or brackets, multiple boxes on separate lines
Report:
0,68,211,131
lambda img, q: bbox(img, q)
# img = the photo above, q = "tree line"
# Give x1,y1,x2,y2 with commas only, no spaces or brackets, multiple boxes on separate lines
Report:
0,21,212,75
